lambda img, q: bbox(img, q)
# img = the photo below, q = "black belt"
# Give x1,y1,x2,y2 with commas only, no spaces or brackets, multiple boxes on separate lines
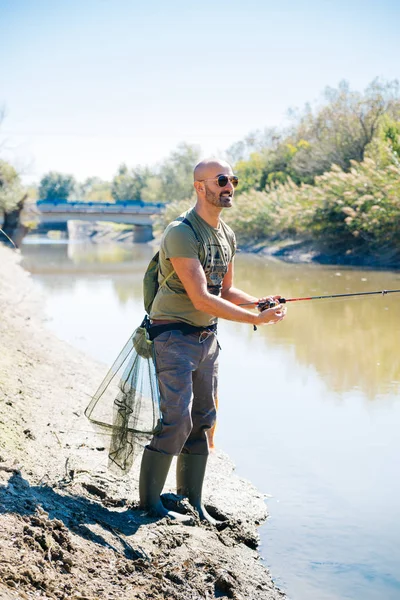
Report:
147,321,217,341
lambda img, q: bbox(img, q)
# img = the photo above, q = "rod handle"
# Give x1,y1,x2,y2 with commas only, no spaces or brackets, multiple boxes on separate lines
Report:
258,297,287,311
254,297,287,330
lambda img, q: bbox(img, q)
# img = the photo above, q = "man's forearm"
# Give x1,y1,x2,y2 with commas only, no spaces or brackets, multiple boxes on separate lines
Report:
194,292,258,324
221,286,258,306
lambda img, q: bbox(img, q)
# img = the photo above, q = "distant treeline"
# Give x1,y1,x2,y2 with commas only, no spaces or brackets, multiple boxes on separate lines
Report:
32,142,201,205
1,78,400,262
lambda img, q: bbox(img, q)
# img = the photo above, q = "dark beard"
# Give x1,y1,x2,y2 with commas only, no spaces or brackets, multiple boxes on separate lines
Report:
205,188,232,208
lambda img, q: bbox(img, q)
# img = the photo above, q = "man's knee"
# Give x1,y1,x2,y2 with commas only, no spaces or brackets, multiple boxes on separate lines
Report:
150,409,193,455
192,403,217,432
175,410,193,450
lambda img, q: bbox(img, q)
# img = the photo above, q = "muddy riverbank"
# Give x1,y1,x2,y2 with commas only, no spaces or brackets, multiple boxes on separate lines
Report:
0,244,285,600
238,238,400,269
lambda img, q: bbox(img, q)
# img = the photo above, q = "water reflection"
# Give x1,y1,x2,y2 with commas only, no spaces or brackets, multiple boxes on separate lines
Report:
22,238,154,274
21,241,152,309
234,255,400,398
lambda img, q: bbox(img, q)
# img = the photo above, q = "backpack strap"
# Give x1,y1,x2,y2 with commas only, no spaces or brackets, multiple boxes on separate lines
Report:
181,216,201,243
159,264,175,290
159,216,201,289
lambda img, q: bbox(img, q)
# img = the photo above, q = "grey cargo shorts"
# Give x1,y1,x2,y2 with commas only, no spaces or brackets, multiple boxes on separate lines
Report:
148,329,219,456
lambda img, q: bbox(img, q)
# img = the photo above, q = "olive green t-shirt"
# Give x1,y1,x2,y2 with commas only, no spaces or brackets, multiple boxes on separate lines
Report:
150,208,236,327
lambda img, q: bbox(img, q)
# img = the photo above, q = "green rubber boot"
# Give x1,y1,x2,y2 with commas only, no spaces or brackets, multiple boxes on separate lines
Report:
139,447,193,524
176,453,221,525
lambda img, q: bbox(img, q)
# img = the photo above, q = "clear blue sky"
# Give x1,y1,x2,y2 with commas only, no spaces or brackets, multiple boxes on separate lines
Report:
1,0,399,183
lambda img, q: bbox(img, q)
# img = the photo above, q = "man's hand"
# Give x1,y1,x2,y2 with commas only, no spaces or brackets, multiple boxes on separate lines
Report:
257,295,282,312
255,302,286,326
170,257,286,326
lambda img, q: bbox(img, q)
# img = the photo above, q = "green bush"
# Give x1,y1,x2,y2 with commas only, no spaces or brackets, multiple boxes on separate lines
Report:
152,197,194,234
224,181,307,243
305,155,400,258
224,146,400,262
0,161,24,212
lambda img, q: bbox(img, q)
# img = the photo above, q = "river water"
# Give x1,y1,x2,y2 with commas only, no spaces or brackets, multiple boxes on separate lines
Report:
21,238,400,600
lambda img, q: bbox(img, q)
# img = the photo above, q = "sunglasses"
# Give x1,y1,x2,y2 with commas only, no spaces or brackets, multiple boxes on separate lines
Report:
197,174,239,188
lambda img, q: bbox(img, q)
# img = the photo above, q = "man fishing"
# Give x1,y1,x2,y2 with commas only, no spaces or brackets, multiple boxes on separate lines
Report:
139,158,286,524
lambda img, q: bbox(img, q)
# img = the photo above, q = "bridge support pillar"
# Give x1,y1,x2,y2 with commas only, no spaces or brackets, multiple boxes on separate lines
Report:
35,222,69,237
132,225,153,243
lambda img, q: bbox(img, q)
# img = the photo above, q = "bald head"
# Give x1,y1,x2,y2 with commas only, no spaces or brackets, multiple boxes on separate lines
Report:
193,158,233,182
193,158,236,211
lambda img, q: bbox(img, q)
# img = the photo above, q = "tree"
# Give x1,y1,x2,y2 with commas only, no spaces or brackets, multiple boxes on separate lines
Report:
75,177,113,202
142,142,201,203
234,140,312,193
227,79,400,190
290,79,400,179
140,176,164,203
38,172,76,202
111,164,151,202
0,160,28,246
234,152,266,193
114,143,201,204
0,160,24,213
226,127,282,164
366,116,400,167
0,113,32,246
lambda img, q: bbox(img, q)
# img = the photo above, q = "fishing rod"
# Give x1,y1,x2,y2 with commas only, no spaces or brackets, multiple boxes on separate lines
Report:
241,288,400,310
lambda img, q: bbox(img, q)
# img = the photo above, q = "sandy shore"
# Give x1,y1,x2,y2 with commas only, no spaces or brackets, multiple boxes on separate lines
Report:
0,244,285,600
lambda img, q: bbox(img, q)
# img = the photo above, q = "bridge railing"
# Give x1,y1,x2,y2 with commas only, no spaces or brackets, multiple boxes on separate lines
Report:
36,200,164,214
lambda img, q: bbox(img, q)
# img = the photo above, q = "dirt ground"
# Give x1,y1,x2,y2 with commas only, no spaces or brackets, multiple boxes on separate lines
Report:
0,245,285,600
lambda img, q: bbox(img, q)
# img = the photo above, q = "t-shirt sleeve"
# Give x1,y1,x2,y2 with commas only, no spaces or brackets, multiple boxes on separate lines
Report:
231,231,237,258
163,223,199,260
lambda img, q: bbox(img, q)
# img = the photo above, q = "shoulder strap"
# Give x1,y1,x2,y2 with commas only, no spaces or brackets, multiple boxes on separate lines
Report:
159,267,175,290
181,216,201,243
158,218,198,290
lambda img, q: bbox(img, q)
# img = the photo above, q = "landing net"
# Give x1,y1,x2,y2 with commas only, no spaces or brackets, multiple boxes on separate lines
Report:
84,321,162,475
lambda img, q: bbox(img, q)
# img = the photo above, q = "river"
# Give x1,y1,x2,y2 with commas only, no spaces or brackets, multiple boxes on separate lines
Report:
21,238,400,600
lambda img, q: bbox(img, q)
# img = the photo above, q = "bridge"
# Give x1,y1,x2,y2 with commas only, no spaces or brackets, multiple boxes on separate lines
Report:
35,199,165,242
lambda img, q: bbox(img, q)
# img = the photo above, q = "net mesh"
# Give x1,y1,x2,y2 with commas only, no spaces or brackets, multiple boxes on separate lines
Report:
84,322,162,474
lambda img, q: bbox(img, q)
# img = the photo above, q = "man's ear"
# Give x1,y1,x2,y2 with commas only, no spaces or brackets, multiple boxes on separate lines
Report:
194,181,204,193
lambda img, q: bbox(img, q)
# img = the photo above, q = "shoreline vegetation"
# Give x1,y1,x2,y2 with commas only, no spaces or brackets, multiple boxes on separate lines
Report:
0,244,285,600
1,79,400,270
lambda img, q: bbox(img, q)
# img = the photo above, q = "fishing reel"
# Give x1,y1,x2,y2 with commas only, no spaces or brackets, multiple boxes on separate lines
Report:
257,297,287,311
253,297,287,331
